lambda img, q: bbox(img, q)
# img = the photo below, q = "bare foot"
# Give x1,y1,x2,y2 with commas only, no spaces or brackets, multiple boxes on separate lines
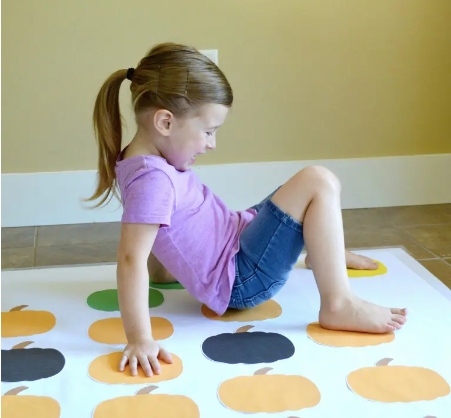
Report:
319,295,408,333
344,251,379,270
305,250,378,270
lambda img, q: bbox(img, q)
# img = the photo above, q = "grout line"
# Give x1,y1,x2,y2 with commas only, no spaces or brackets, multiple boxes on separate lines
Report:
392,226,442,259
33,227,38,246
394,223,451,228
32,227,38,267
417,258,443,262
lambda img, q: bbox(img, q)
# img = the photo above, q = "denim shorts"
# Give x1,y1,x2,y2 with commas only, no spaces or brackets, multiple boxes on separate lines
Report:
228,189,305,310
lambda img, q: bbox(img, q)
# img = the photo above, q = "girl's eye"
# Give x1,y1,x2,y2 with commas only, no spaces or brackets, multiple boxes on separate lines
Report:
206,131,213,136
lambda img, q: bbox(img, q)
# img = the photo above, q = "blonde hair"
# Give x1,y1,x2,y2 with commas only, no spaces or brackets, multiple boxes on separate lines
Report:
88,42,233,207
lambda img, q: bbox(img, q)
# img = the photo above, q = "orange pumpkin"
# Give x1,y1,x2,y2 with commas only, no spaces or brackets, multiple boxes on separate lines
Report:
93,385,199,418
218,367,320,413
347,358,450,402
88,316,173,344
1,305,56,337
306,322,394,347
88,351,183,384
201,299,282,322
1,386,60,418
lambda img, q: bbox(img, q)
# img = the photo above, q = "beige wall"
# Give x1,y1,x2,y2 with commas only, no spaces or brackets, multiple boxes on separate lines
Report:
2,0,450,174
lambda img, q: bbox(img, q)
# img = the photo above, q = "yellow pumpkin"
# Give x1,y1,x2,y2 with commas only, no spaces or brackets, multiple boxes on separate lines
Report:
347,260,387,278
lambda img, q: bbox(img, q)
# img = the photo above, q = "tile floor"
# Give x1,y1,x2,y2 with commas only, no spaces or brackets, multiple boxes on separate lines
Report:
2,204,451,288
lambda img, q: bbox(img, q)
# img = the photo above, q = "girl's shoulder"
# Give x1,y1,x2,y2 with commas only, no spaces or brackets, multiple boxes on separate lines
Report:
116,149,171,175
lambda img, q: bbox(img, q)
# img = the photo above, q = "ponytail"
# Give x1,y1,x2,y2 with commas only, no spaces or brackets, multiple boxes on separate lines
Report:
87,42,233,208
87,69,127,207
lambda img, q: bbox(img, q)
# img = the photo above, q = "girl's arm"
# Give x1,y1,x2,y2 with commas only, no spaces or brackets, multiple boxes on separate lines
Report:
117,222,159,344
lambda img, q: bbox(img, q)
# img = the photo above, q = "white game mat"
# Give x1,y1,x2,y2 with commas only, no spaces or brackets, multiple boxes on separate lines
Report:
2,248,450,418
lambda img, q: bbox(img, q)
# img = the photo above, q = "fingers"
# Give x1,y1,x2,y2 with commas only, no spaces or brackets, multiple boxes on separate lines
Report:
148,356,161,375
119,354,128,372
129,356,138,376
159,348,173,364
119,342,171,378
120,354,153,377
139,355,154,377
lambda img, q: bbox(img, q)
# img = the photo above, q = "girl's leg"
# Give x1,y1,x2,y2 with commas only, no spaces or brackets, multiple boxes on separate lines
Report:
147,252,178,284
271,166,407,333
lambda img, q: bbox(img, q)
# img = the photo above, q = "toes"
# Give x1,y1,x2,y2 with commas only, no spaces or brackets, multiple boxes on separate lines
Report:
392,314,406,325
391,308,408,316
388,321,401,330
362,259,378,269
363,255,377,263
385,323,395,332
361,255,378,267
368,261,378,269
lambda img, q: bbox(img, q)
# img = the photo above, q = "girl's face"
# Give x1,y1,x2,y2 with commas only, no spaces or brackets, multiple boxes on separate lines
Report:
159,103,229,172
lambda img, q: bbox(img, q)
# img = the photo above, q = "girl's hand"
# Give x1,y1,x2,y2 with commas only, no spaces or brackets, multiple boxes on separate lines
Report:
119,338,173,377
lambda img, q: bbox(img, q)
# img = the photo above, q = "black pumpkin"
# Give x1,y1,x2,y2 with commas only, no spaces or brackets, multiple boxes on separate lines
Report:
1,341,65,382
202,325,295,364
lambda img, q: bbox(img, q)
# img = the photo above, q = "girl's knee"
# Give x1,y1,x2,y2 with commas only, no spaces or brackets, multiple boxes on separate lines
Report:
296,165,341,193
271,165,341,222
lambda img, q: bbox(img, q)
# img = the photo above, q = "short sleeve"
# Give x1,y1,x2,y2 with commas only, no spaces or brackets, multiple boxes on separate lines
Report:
121,169,175,226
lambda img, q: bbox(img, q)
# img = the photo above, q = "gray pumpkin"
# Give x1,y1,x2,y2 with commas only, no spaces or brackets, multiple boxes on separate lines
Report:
202,325,295,364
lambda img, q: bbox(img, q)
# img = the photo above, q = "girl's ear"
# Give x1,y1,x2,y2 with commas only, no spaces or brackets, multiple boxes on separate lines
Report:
154,109,174,136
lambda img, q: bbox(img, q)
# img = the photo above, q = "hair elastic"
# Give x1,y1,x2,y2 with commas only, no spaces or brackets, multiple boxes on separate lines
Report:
126,68,135,80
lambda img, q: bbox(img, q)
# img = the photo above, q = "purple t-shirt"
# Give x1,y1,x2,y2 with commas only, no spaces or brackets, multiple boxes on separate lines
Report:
115,153,256,315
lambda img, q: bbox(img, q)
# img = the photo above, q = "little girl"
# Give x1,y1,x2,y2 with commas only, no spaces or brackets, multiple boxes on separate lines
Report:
88,42,407,378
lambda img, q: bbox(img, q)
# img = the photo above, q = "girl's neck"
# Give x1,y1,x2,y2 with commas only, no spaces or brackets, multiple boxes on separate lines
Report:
123,130,162,160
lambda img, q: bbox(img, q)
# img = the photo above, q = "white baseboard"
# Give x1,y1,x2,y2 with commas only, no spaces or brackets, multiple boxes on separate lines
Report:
2,154,450,227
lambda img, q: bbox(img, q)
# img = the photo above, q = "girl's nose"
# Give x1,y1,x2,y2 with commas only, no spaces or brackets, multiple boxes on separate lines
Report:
207,137,216,150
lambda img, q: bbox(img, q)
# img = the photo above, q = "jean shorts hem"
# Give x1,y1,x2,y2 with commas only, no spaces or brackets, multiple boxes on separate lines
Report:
265,199,303,233
228,192,305,311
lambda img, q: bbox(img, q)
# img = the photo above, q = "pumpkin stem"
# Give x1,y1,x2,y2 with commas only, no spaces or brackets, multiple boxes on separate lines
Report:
254,367,273,375
12,341,33,349
136,385,159,395
4,386,28,396
236,325,254,333
10,305,28,312
376,358,393,366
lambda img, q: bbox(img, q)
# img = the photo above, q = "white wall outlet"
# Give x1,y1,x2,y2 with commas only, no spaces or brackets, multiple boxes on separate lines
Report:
200,49,218,65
